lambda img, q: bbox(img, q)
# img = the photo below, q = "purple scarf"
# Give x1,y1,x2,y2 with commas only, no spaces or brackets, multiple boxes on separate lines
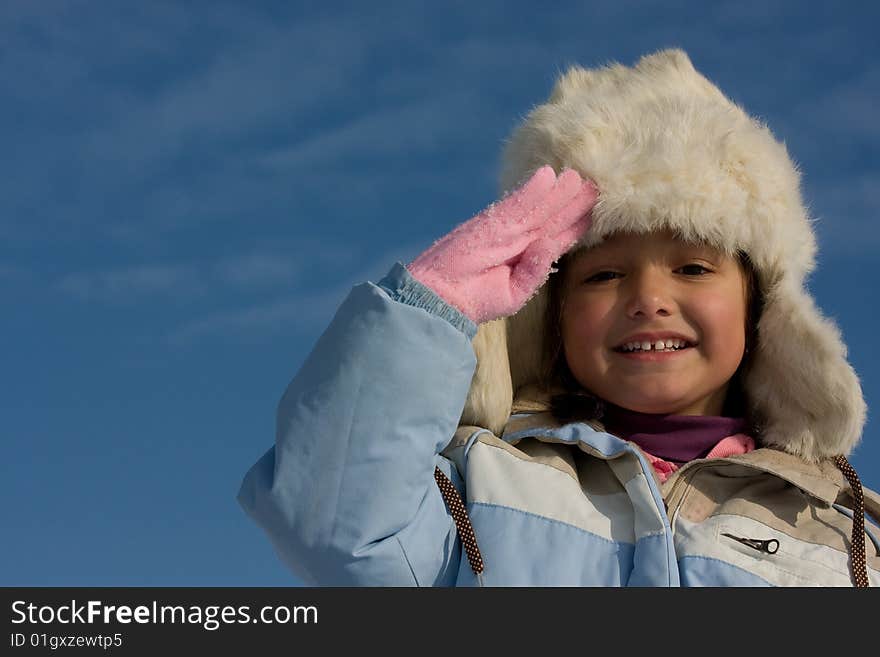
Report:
601,404,748,464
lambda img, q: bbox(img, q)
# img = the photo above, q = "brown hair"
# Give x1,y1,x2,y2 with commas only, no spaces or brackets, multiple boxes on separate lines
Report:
542,245,764,429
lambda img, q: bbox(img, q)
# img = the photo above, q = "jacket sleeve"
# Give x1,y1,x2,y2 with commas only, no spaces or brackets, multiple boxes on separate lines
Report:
237,262,478,585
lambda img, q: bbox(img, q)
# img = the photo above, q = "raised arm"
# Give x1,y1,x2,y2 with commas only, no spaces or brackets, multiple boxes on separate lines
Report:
237,166,596,585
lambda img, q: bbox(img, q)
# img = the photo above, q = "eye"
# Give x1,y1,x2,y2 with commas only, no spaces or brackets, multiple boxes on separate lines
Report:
584,271,621,283
677,264,712,276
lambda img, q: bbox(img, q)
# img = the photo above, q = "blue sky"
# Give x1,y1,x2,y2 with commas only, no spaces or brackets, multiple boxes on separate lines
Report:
2,1,878,586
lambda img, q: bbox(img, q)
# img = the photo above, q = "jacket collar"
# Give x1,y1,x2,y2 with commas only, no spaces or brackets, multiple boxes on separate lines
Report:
500,404,847,506
712,448,846,506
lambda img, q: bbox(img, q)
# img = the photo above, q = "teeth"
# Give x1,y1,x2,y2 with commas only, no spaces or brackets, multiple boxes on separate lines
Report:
619,339,690,352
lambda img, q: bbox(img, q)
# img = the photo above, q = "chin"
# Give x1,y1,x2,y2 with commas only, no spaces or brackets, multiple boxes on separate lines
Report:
609,396,695,415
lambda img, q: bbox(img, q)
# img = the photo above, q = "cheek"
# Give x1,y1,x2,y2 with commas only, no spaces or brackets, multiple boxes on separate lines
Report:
561,298,612,358
695,291,747,355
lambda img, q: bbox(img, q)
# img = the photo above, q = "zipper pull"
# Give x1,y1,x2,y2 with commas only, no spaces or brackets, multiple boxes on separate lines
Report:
721,532,779,554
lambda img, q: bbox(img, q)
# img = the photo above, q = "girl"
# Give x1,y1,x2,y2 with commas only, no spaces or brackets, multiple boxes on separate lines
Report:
239,49,880,586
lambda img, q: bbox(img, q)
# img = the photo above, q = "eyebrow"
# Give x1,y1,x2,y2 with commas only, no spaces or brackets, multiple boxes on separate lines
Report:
570,242,724,267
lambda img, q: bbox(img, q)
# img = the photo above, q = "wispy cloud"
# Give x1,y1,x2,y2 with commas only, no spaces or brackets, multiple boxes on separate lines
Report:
0,6,372,244
166,293,337,346
166,242,423,345
213,253,300,288
57,263,205,302
79,19,370,176
5,2,879,257
54,245,340,303
259,92,480,173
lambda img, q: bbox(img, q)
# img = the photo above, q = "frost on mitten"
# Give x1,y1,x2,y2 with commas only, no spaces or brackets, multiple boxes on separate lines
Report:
407,165,597,324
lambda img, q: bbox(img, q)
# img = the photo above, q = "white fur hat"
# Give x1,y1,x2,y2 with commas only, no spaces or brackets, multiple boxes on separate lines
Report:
459,48,866,463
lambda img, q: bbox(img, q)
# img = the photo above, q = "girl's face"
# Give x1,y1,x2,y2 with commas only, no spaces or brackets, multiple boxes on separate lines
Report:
560,230,748,416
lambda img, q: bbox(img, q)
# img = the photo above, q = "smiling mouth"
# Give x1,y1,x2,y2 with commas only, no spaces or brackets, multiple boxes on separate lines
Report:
612,341,697,354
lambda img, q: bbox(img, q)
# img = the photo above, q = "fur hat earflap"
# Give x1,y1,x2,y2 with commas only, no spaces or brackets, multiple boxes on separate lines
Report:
458,48,866,462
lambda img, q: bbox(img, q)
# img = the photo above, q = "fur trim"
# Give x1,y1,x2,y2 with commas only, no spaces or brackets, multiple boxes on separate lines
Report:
460,48,866,461
459,319,511,436
746,277,866,460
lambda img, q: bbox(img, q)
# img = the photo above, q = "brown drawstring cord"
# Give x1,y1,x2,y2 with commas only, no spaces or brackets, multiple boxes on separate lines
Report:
834,455,869,587
434,466,484,575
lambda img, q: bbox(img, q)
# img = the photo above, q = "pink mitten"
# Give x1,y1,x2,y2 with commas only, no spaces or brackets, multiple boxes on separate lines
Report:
407,165,597,324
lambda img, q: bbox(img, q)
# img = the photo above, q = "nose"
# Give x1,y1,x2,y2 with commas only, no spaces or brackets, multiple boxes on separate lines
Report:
624,268,674,318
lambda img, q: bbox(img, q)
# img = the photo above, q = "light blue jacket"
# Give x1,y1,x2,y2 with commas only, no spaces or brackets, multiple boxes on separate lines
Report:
238,264,880,586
